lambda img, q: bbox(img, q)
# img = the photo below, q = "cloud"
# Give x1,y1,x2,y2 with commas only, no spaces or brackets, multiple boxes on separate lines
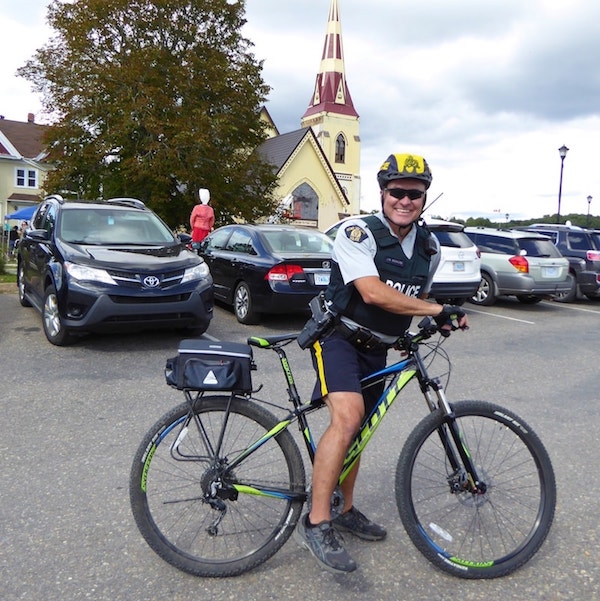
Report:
3,0,599,220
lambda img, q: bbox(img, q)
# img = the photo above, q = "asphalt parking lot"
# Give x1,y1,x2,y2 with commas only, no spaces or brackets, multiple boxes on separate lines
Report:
1,291,599,601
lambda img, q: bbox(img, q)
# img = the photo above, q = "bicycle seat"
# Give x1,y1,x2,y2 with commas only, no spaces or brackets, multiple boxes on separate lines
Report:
247,333,298,348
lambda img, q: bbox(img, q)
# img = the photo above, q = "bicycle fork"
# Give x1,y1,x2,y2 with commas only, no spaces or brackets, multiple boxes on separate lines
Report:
418,364,487,497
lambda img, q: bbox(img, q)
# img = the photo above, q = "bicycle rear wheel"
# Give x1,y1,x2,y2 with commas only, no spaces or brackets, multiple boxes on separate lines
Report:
395,400,556,579
130,396,306,577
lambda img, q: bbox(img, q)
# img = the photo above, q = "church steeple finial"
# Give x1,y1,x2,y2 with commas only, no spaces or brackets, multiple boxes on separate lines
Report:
302,0,358,119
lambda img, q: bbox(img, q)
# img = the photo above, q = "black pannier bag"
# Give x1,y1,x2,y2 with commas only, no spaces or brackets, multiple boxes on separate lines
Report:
165,340,253,392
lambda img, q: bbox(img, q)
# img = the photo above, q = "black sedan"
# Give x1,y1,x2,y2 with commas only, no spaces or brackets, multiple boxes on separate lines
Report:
198,224,333,323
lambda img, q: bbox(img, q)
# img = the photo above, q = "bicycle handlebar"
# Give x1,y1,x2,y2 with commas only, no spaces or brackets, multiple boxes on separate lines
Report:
396,315,466,352
247,314,467,352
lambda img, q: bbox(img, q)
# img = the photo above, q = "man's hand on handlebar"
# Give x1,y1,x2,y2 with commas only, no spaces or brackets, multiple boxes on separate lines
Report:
433,304,469,337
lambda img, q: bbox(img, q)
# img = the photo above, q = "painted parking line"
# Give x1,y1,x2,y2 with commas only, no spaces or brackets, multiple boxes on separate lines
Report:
466,307,535,325
544,302,600,315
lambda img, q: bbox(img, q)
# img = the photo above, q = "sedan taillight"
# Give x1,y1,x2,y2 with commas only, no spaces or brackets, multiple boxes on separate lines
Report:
509,255,529,273
265,264,305,281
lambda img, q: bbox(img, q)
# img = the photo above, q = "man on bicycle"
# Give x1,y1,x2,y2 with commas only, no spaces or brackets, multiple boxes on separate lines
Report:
294,152,468,573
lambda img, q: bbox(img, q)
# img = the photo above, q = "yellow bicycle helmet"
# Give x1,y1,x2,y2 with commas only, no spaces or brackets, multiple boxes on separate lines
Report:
377,153,433,190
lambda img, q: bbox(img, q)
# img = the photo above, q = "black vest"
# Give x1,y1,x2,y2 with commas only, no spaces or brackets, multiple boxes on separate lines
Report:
326,215,432,335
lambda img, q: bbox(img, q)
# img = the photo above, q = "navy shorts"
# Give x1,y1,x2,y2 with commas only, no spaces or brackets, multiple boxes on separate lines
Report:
310,330,387,412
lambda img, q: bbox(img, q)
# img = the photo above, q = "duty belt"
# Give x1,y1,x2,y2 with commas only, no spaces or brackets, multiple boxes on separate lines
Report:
335,322,389,353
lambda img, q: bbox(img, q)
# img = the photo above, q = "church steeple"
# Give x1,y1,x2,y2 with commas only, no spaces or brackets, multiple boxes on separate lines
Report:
302,0,358,119
301,0,361,215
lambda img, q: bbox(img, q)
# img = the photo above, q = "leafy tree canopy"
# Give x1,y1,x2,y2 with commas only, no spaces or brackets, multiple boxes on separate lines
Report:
18,0,279,228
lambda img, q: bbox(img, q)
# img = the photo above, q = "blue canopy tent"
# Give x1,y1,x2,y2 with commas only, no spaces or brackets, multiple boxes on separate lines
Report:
4,205,39,221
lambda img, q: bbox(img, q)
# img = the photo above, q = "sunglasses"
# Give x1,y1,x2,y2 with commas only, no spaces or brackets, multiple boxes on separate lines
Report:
384,188,425,201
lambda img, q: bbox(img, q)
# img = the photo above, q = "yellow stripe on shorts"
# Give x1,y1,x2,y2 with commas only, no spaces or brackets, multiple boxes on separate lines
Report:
313,340,329,398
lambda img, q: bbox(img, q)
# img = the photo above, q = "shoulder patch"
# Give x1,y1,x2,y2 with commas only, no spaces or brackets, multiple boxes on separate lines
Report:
344,224,369,243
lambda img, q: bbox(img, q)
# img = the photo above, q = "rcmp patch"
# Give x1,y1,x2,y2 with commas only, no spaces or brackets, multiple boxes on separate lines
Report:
344,225,368,243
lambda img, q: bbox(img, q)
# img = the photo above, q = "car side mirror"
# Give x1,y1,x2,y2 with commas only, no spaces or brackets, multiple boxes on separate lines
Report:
27,229,50,241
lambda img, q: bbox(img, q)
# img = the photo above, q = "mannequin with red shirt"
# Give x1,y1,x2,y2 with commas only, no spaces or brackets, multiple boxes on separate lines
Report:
190,188,214,249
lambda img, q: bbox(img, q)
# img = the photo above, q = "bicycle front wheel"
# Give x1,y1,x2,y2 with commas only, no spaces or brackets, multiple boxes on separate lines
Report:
130,396,306,577
395,400,556,579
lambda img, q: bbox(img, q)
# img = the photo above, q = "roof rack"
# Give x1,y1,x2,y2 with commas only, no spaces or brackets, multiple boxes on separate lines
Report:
105,197,146,209
44,194,65,204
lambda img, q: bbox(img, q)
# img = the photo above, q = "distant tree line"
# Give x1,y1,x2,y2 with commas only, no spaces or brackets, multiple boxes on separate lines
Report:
432,213,600,230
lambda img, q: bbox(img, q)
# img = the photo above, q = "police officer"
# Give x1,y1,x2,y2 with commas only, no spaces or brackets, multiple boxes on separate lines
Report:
293,152,468,573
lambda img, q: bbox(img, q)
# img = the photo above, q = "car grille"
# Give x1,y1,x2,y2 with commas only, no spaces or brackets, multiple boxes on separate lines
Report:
103,312,197,323
108,293,192,304
106,268,186,290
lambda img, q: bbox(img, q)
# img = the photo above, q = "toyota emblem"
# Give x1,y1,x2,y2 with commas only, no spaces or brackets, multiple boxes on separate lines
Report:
143,275,160,288
322,260,331,269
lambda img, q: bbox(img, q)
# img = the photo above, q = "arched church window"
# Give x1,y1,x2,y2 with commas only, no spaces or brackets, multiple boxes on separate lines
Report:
291,182,319,222
335,134,346,163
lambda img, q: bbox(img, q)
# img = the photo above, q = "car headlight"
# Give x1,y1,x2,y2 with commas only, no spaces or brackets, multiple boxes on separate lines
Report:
64,261,117,285
181,261,210,284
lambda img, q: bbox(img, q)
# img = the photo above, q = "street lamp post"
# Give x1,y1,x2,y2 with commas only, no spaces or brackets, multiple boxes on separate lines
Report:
587,195,592,227
556,145,569,223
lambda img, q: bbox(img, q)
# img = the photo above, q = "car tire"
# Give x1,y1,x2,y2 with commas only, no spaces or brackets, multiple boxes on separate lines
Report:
43,284,74,346
469,272,496,306
553,274,577,303
17,262,31,307
516,295,543,304
233,281,259,325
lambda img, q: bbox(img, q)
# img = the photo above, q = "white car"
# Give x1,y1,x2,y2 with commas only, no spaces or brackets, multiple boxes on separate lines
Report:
324,216,481,305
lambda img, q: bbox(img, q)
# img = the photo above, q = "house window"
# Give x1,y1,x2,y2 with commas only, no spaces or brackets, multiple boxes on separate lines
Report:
16,168,38,188
335,134,346,163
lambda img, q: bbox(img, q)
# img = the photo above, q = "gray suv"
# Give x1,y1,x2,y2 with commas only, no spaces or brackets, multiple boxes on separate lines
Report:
464,227,572,306
17,195,214,345
515,224,600,302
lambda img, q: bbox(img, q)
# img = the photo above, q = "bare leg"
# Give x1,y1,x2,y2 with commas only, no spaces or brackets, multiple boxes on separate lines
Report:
308,391,364,524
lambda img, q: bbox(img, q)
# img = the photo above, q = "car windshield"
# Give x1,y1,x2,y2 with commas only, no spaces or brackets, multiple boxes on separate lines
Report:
518,238,563,258
262,230,333,254
58,208,176,245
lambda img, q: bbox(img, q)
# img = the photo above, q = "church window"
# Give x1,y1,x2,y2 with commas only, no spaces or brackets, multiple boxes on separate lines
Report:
291,183,319,221
335,134,346,163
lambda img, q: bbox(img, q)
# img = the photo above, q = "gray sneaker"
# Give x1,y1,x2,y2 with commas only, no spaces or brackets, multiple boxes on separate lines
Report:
332,506,387,541
293,514,357,573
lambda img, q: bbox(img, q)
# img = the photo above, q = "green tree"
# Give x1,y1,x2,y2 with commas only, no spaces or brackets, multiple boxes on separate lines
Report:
18,0,279,227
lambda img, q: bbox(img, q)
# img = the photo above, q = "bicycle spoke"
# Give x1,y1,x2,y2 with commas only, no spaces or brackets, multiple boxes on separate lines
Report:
131,398,305,577
396,401,555,579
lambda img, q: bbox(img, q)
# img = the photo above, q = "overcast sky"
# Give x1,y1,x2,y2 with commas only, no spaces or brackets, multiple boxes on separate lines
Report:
2,0,599,221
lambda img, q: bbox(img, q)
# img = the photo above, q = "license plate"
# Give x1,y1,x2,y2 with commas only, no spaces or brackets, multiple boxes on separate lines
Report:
542,267,559,278
314,273,330,286
453,262,465,272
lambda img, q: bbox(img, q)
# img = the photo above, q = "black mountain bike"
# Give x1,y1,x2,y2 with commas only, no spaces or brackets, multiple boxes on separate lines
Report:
129,317,556,579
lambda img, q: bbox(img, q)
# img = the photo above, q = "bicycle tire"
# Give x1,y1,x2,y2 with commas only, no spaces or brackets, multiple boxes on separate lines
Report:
395,400,556,579
130,396,306,577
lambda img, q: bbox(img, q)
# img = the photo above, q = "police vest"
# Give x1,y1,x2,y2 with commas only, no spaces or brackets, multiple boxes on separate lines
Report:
326,215,433,336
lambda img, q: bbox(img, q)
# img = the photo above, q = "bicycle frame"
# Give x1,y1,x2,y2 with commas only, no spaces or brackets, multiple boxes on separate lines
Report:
184,321,484,503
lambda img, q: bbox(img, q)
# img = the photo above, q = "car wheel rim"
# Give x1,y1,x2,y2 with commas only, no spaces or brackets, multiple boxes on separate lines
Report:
235,287,248,319
44,294,61,338
475,280,489,303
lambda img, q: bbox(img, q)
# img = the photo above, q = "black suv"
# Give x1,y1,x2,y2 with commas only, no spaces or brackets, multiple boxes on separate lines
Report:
17,195,214,345
515,224,600,302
